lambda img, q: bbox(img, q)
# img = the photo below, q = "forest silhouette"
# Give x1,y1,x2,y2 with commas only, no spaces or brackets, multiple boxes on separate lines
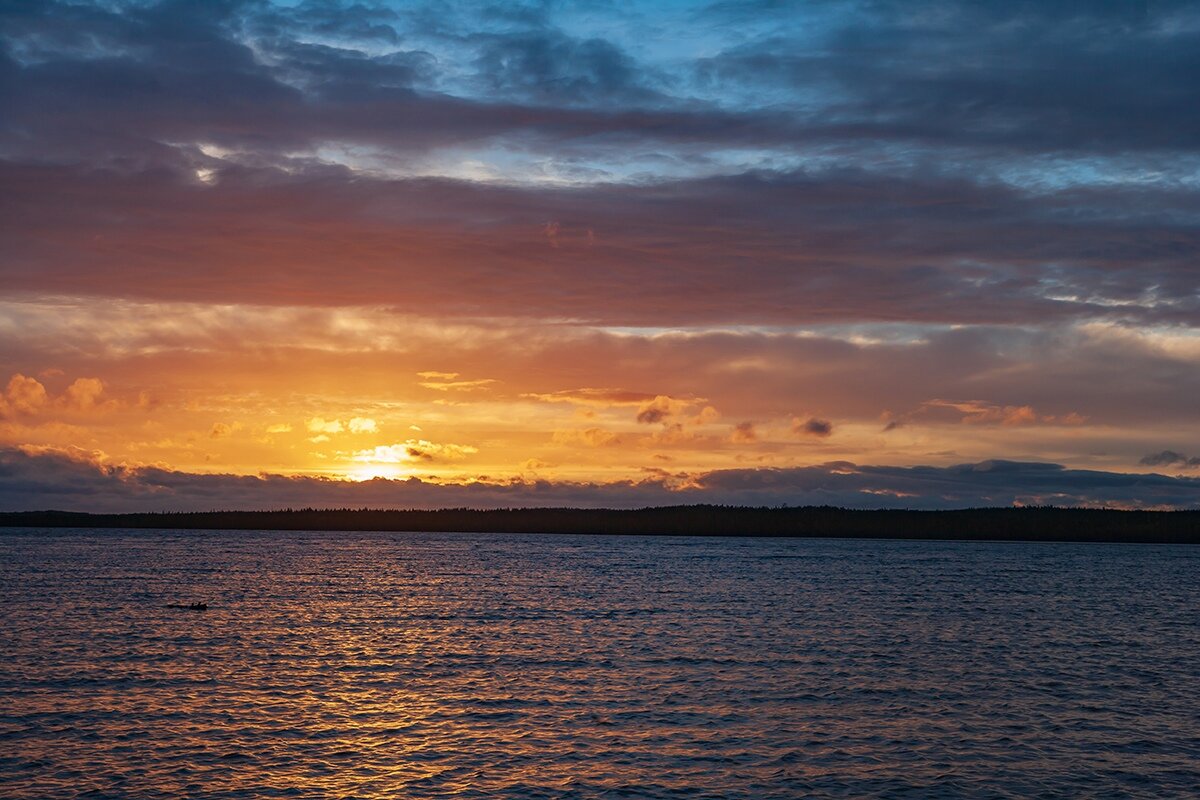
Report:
1,506,1196,543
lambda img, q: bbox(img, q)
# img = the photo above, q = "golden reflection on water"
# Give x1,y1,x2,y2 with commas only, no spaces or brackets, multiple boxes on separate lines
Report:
1,530,1198,798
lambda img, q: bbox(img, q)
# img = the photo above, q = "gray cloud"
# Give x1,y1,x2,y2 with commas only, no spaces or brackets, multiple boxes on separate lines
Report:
4,0,1199,166
2,162,1196,328
2,0,1198,331
795,418,833,437
2,448,1197,513
1140,450,1200,469
469,29,661,106
698,7,1200,155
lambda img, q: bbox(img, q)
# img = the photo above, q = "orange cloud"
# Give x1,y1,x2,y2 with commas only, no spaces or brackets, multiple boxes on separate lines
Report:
16,443,111,467
524,388,656,407
730,421,758,443
306,417,344,434
352,440,478,463
418,376,496,391
210,422,241,439
4,374,48,416
636,395,697,425
60,377,115,413
920,400,1079,427
553,428,622,447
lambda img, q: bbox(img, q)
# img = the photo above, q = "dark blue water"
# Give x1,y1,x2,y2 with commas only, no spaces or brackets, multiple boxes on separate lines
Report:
1,529,1197,798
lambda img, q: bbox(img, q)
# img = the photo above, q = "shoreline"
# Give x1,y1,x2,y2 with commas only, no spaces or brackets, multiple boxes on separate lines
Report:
1,506,1197,544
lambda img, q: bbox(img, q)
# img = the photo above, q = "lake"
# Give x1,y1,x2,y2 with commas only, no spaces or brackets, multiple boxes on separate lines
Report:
1,529,1197,798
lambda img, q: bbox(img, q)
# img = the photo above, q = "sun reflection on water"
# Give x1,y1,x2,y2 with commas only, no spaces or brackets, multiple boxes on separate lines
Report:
1,531,1198,798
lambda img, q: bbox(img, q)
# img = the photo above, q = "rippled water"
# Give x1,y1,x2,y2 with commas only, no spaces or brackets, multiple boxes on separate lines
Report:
1,529,1198,798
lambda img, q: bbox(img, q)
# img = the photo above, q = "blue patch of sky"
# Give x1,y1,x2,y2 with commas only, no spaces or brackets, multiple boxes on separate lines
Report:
220,2,1200,194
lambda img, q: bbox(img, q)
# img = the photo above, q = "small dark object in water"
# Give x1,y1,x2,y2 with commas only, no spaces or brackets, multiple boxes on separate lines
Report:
167,602,208,611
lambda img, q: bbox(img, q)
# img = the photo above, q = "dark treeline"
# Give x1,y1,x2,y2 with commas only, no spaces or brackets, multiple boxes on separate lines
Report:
0,506,1197,543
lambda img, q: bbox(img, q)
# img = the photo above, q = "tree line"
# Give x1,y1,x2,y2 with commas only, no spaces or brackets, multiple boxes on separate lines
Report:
0,506,1197,543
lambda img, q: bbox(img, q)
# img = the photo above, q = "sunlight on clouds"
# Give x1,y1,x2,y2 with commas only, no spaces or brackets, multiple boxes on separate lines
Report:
2,374,48,416
352,440,479,464
0,297,1197,484
306,417,344,434
1076,322,1200,361
344,464,410,482
418,376,497,392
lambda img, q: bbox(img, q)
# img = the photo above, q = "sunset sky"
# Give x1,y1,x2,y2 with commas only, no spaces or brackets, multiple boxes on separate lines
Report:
2,0,1199,510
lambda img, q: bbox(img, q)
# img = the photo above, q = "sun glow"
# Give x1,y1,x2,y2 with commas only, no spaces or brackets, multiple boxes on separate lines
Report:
345,464,411,482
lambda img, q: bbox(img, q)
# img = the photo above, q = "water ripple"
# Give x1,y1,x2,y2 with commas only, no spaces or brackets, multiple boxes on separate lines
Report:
1,530,1197,798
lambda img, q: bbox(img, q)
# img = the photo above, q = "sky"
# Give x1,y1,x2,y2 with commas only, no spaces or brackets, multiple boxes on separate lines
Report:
2,0,1199,511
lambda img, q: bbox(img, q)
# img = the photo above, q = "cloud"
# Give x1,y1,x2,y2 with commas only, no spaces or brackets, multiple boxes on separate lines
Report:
525,391,706,426
470,27,660,106
917,400,1081,427
348,417,377,434
352,440,478,464
0,0,1197,502
306,417,344,434
635,395,696,425
265,423,292,434
794,417,833,437
1140,451,1200,469
552,428,621,448
7,162,1196,331
418,378,496,392
209,422,237,439
2,374,48,416
3,2,1197,332
2,447,1198,513
696,1,1200,155
730,421,757,443
0,373,128,419
60,377,107,411
524,388,657,407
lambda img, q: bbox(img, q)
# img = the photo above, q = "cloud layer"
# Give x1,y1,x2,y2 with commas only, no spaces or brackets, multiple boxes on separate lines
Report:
2,0,1197,327
1,1,1197,506
2,447,1198,513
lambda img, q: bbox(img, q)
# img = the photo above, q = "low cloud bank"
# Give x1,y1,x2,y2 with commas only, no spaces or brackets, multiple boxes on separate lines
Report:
2,448,1198,513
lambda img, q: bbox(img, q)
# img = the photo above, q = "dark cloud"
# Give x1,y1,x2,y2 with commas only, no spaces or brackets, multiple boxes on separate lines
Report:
730,421,757,442
4,0,1197,168
1,0,1197,331
3,448,1197,513
0,0,795,166
470,29,660,106
1140,451,1200,469
636,408,667,424
698,0,1200,154
795,418,833,437
691,459,1200,510
2,161,1196,328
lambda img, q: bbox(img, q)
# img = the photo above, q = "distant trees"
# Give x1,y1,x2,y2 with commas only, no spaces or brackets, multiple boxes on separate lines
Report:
0,506,1197,543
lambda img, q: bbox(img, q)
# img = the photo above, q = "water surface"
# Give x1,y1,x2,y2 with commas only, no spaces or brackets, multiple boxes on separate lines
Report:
2,529,1197,798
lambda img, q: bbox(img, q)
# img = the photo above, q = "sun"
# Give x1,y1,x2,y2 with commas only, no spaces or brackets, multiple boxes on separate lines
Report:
344,464,409,482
